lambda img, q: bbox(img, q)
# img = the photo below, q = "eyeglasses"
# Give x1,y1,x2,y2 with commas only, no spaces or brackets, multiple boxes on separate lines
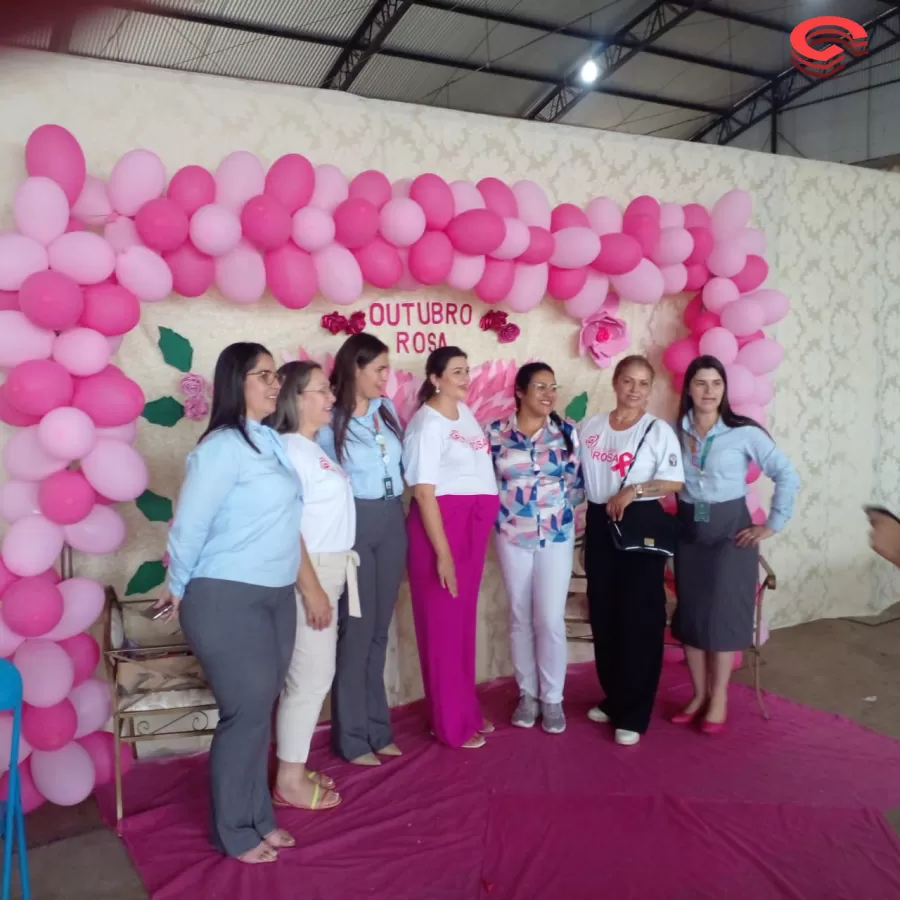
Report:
302,387,335,398
247,369,282,386
531,382,559,393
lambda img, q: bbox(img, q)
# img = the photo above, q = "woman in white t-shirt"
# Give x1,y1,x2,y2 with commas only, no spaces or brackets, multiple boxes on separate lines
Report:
402,346,500,750
269,361,357,811
578,355,684,747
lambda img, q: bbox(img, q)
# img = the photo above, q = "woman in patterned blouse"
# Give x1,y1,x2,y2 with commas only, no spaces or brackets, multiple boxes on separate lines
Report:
486,362,584,734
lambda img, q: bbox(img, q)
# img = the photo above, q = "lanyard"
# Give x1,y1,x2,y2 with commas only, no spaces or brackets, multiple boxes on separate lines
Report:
692,433,716,474
371,414,389,472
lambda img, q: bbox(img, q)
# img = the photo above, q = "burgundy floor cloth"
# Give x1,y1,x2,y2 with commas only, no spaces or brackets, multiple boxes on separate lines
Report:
96,662,900,899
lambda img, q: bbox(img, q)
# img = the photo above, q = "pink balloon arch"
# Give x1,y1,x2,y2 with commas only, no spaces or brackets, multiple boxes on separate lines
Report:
0,125,789,808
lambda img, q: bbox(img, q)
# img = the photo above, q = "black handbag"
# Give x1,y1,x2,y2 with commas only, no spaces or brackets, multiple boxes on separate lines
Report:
607,420,677,557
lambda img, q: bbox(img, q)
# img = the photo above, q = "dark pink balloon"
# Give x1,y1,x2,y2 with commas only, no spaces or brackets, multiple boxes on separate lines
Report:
592,233,642,275
746,461,762,484
409,174,455,230
72,365,145,427
408,231,454,285
0,759,45,814
59,633,101,686
164,243,215,297
333,198,380,250
518,226,554,265
18,270,83,331
265,244,317,310
66,218,86,233
625,195,660,220
474,258,515,303
33,568,60,586
682,294,703,329
25,124,86,205
547,265,588,301
241,194,291,250
446,209,505,256
22,699,77,751
79,731,133,787
684,263,710,292
732,255,768,293
0,384,39,427
265,154,315,214
354,237,403,289
691,310,720,337
622,213,660,256
550,203,589,231
1,577,63,638
39,470,97,525
738,329,765,349
135,197,190,253
683,203,711,229
167,165,215,216
4,360,73,417
663,337,700,375
477,178,517,218
685,227,714,265
79,283,141,336
349,170,392,210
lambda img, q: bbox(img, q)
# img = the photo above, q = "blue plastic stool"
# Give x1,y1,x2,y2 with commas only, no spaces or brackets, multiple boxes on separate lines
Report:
0,660,29,900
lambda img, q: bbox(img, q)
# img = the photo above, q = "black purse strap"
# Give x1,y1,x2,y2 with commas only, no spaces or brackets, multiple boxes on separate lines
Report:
618,419,656,492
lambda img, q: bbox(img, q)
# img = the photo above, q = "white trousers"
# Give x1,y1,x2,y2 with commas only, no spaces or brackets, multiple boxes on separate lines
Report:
276,550,359,764
495,534,574,705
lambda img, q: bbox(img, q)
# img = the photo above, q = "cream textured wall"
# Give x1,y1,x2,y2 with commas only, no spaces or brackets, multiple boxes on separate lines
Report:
1,51,899,710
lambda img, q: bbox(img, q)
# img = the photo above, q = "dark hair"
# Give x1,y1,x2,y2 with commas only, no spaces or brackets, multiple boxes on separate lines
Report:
676,354,768,446
514,362,573,455
331,332,401,463
269,361,321,435
612,354,655,384
417,345,467,408
199,342,271,452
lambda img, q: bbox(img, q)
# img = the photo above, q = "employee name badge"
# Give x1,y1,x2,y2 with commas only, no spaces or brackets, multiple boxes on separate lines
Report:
694,501,710,523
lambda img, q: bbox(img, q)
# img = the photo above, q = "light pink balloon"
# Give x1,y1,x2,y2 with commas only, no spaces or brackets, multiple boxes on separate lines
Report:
2,427,69,481
652,227,693,266
747,288,789,325
707,242,746,278
107,335,123,355
711,189,752,240
95,420,137,443
215,151,265,213
585,197,622,236
550,227,601,269
53,327,112,377
109,149,166,217
754,374,775,406
0,714,31,771
447,253,485,291
81,438,148,502
0,311,54,367
380,198,426,247
189,204,242,257
610,258,665,305
116,246,173,302
313,244,363,305
25,125,86,206
491,219,531,260
14,177,70,246
732,227,767,256
1,514,65,577
30,742,95,806
721,297,765,336
48,232,116,285
736,338,784,375
0,620,25,661
69,678,111,739
449,181,484,214
734,403,767,426
660,263,688,295
0,234,49,291
702,277,740,313
564,271,608,319
512,181,551,229
506,262,549,313
291,207,335,252
71,176,113,227
725,363,755,405
698,326,739,365
0,480,40,523
63,504,125,555
103,216,142,253
309,165,349,213
395,248,420,291
38,406,97,460
41,577,105,641
215,242,266,305
659,203,685,229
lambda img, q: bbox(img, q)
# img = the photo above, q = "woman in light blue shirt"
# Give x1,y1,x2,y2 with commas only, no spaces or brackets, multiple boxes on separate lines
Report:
317,333,406,766
671,355,799,735
160,342,318,864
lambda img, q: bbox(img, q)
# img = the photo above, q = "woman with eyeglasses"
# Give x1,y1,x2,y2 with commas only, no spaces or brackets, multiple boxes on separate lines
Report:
403,346,500,750
158,343,302,864
267,361,354,810
318,333,406,767
487,363,584,734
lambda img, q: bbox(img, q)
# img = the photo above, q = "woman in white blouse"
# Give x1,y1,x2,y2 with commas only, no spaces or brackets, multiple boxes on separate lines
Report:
578,355,684,747
402,346,500,750
269,361,357,810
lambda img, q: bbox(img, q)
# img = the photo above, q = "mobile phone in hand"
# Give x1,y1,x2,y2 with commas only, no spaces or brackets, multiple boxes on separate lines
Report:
864,505,900,525
142,602,173,621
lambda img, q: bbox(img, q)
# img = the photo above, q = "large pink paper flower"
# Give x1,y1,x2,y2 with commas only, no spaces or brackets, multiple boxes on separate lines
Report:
466,359,519,428
281,347,335,378
579,294,630,369
383,367,422,428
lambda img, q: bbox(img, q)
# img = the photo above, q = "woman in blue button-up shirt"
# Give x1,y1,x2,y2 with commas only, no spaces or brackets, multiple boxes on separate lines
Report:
671,355,799,734
161,342,312,864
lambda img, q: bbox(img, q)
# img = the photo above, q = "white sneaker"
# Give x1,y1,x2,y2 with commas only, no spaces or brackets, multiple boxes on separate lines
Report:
587,706,610,724
615,728,640,746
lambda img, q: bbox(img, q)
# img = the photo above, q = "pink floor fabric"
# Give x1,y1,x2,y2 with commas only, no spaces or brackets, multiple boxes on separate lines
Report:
96,662,900,899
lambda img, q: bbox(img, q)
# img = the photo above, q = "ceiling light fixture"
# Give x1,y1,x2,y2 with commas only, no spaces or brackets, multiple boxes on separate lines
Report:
580,59,600,84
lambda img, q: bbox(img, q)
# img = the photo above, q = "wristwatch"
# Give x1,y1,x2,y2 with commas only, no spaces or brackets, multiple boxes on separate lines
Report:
633,484,644,499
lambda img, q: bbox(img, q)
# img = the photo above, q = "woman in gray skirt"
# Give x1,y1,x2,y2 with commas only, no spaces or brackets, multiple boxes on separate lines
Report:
318,333,406,766
672,355,799,734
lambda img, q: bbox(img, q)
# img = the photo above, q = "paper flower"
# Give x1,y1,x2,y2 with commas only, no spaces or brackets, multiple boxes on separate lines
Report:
281,347,335,378
184,395,209,421
479,310,508,332
497,323,520,344
466,359,519,428
579,296,630,368
178,372,207,398
345,311,366,335
383,367,422,428
320,310,366,336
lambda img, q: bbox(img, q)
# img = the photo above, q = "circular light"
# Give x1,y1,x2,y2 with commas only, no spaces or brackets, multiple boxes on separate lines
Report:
580,60,600,84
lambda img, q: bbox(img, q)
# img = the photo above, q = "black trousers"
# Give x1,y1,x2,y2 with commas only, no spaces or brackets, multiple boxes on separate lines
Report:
584,501,669,734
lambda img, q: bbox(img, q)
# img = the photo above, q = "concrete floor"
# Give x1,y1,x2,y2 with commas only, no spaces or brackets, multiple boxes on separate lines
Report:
17,606,900,900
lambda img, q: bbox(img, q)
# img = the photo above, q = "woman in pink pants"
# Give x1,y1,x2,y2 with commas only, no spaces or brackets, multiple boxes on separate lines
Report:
402,347,500,750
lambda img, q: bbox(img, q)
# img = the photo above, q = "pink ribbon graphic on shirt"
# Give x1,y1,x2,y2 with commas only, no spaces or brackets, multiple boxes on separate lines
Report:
611,452,634,478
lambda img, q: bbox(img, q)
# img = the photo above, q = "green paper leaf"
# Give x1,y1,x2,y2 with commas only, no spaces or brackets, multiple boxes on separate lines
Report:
565,392,588,424
158,326,193,373
142,397,184,427
135,489,173,523
125,561,167,597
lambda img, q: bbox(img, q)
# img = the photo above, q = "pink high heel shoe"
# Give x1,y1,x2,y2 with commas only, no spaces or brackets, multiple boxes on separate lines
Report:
670,703,706,725
700,718,727,735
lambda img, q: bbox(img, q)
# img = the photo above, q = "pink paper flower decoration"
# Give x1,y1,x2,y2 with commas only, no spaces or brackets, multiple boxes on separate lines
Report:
179,372,207,398
466,359,519,428
579,295,631,369
382,367,422,428
281,346,335,378
184,395,209,420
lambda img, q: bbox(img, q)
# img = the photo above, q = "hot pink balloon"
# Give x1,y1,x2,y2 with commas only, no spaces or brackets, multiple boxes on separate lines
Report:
332,198,380,250
685,263,710,291
691,310,720,337
4,359,73,417
2,427,68,482
491,219,530,260
71,176,112,227
190,204,242,257
0,759,44,813
72,365,145,427
548,266,588,301
512,181,551,229
611,258,664,305
314,244,363,305
135,197,189,253
0,234,48,291
409,174,455,230
59,634,101,687
79,731,132,788
683,204,711,229
215,242,266,305
698,327,739,365
103,216,142,253
167,165,216,217
660,263,688,295
408,231,453,285
725,363,756,405
0,561,16,597
474,258,515,304
721,297,765,336
215,151,265,213
0,291,17,311
0,480,39,523
348,169,391,210
746,461,762,484
592,233,642,276
38,406,97,460
748,288,789,325
109,149,166,217
585,197,622,236
625,195,660,220
14,176,70,246
652,227,693,266
380,198,427,248
309,164,349,213
446,209,505,256
683,294,703,328
1,514,64,578
707,242,746,278
69,678,111,739
0,715,31,772
446,253,485,291
353,238,402,290
30,741,95,806
685,227,714,265
732,255,768,293
241,194,291,250
550,227,601,269
550,203,589,231
38,470,96,526
79,284,140,336
48,232,115,285
18,270,83,331
736,338,784,375
738,330,765,349
477,178,517,218
265,154,315,213
659,203,685,229
754,374,775,406
116,246,173,302
24,125,85,205
265,244,317,309
711,189,752,240
1,577,63,638
22,700,77,752
506,262,549,313
702,277,740,314
42,577,105,641
81,438,148,502
164,243,215,297
518,226,554,265
663,337,700,375
449,180,484,214
622,213,660,256
395,249,420,291
563,271,608,319
63,504,125,555
291,206,335,252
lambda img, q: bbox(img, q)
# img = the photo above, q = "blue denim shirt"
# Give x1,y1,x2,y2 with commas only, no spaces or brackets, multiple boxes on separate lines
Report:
317,398,404,500
166,421,303,597
680,412,800,532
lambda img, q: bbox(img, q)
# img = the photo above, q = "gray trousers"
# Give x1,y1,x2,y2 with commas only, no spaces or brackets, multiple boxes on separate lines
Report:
179,577,296,857
331,497,407,760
